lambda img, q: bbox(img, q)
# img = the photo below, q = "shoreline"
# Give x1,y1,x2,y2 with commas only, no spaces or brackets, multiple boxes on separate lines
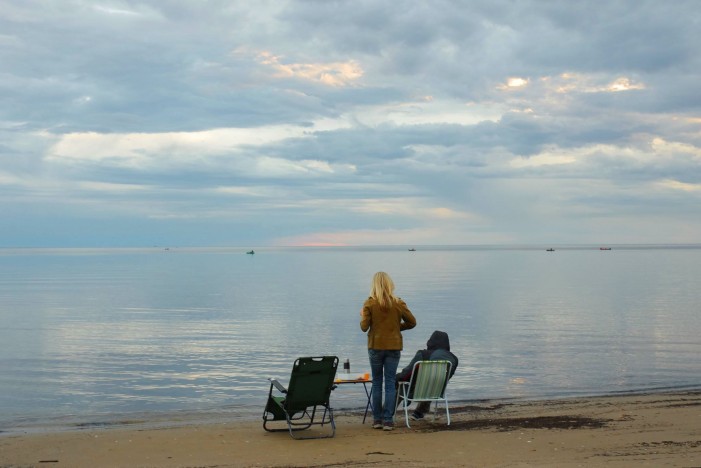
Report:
4,385,700,436
2,390,700,467
4,386,701,436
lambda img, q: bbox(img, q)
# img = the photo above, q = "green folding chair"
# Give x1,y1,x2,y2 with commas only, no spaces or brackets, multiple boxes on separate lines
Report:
395,360,452,428
263,356,339,439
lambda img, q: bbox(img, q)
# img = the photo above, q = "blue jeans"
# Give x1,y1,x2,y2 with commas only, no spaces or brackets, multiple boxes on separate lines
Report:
368,349,401,422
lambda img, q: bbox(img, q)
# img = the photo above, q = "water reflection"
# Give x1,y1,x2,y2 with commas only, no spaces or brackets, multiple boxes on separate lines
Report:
1,246,700,430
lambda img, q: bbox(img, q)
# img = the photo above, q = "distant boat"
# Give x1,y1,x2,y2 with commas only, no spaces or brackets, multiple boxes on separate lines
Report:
546,248,555,252
408,248,416,251
246,250,255,255
599,247,612,250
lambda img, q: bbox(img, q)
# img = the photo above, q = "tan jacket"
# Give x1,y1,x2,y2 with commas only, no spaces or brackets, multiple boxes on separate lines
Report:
360,297,417,350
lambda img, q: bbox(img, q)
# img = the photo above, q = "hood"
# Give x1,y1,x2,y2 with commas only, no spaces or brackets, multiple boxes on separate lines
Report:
426,330,450,351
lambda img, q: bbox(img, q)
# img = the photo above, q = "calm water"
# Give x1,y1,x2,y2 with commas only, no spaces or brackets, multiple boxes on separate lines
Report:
1,245,700,432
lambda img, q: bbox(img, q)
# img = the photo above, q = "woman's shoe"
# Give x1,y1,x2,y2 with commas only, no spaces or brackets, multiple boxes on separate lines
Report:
372,420,383,429
383,421,394,431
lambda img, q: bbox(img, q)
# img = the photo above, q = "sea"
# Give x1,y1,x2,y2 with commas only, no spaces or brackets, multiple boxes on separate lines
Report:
1,245,700,433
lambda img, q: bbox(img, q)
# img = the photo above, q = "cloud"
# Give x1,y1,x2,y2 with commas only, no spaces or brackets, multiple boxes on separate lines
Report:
46,126,312,164
655,179,701,193
44,125,357,179
274,224,506,247
251,50,364,87
1,1,700,246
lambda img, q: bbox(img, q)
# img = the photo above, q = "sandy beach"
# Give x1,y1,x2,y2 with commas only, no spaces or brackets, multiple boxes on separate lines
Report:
1,390,700,467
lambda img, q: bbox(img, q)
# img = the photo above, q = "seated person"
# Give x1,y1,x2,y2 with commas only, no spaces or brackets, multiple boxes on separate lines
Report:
396,330,458,420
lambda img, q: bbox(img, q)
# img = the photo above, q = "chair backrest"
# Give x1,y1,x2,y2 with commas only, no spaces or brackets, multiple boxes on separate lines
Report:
409,360,451,400
284,356,339,412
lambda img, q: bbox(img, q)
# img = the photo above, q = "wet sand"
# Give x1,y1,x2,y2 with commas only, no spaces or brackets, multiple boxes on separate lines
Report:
1,391,700,467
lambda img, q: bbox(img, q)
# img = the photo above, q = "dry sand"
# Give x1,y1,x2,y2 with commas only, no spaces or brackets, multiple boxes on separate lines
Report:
1,391,700,467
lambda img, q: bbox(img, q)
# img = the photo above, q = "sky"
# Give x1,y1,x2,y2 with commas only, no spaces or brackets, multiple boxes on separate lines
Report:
1,0,700,247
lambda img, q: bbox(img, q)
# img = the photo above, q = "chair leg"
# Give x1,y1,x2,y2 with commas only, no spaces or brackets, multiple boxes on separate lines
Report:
427,400,450,425
394,383,411,428
445,398,451,425
402,386,411,428
286,405,336,440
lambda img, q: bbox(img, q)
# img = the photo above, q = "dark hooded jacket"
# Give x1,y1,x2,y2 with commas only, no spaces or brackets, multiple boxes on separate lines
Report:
396,330,458,381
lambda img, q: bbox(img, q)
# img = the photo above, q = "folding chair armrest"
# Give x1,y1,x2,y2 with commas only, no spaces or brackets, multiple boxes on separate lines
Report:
269,378,287,394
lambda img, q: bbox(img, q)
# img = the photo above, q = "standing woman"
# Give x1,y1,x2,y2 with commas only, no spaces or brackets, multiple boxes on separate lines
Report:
360,271,417,430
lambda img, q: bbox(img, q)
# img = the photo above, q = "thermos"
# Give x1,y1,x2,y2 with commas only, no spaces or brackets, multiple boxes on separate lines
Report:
343,358,350,374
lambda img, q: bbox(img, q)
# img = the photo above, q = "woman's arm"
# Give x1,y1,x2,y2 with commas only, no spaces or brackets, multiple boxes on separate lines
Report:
398,300,417,330
360,303,371,331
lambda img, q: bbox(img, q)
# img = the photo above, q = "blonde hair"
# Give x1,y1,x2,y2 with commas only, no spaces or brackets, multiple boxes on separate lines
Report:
370,271,397,307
